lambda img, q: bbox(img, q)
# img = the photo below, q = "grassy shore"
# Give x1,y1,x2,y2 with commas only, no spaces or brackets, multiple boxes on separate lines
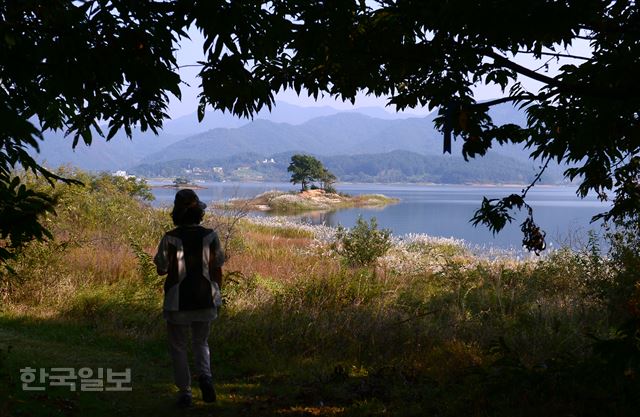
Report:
1,172,638,416
218,189,399,213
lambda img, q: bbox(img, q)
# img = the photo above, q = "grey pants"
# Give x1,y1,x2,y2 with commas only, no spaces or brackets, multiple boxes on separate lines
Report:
166,321,212,394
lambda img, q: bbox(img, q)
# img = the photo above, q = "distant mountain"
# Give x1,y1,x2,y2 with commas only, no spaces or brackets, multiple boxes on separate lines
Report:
31,101,417,171
129,101,567,185
162,101,416,136
140,112,446,164
131,149,562,185
159,101,344,137
36,129,185,171
251,101,413,123
321,150,560,184
32,101,544,174
140,120,315,164
141,104,537,166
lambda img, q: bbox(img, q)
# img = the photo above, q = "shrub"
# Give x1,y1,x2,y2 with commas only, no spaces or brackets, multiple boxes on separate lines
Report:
332,216,392,266
603,220,640,324
324,184,337,194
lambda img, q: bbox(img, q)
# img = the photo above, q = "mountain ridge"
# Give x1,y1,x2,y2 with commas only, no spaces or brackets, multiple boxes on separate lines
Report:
32,101,537,175
32,102,423,170
139,112,457,165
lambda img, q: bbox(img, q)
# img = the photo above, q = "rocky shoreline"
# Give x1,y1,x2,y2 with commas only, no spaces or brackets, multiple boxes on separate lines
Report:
152,184,207,190
217,189,399,213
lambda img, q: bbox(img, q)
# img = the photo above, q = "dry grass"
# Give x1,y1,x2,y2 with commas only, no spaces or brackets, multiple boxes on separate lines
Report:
221,221,342,287
2,171,638,416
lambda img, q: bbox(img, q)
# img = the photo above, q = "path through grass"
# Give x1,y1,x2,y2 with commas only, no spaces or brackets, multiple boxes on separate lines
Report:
1,314,381,417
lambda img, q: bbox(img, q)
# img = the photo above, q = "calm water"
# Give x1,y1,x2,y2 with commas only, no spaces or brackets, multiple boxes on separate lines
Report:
149,181,611,250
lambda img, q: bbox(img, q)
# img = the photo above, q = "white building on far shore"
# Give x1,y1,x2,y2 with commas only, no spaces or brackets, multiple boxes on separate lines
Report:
112,170,136,179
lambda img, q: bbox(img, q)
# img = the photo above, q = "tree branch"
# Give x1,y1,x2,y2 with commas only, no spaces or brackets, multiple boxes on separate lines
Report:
485,50,562,87
516,51,591,61
522,157,552,198
473,94,547,108
486,50,640,100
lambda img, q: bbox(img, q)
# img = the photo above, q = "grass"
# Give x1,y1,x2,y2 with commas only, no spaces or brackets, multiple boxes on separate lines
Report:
0,315,314,417
1,171,639,416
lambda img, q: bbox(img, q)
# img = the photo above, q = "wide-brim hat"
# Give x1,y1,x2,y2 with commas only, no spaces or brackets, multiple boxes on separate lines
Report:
174,189,206,210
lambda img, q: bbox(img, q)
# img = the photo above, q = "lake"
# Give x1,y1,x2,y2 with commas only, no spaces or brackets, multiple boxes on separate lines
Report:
149,181,611,251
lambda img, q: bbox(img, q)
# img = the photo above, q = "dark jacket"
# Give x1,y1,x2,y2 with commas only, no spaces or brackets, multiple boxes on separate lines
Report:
154,225,224,311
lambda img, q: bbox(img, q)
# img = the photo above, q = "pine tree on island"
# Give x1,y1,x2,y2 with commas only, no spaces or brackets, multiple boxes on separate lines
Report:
287,154,336,193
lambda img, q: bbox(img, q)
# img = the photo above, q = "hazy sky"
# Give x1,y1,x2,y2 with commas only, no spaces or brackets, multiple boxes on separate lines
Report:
168,26,592,120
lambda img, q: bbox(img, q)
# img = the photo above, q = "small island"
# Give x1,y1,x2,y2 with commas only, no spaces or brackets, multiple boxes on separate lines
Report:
153,177,207,190
219,189,398,213
218,154,398,212
156,183,207,190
